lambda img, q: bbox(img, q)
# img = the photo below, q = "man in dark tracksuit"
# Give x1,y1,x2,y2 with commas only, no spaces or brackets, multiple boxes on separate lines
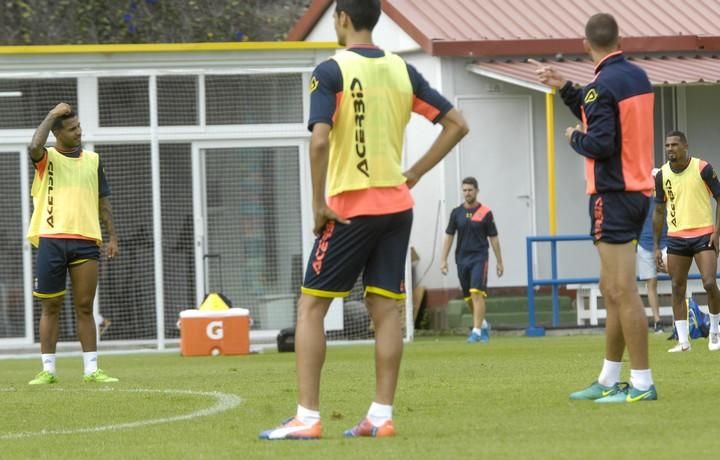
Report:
531,13,657,403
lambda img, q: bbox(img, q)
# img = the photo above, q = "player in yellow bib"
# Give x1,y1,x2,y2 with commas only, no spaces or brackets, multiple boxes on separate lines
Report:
27,103,119,385
260,0,469,440
653,131,720,352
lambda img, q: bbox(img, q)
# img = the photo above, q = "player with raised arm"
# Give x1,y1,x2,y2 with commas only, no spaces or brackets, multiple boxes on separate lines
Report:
27,102,119,385
531,13,657,403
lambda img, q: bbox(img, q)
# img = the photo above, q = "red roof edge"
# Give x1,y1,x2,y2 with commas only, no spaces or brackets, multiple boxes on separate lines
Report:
287,0,433,52
699,36,720,51
431,36,720,57
288,2,720,58
287,0,334,41
381,1,433,54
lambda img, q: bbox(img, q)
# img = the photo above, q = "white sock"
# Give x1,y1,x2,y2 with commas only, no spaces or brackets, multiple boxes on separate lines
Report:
597,359,622,387
710,314,720,334
472,327,482,335
482,319,489,329
367,402,392,427
675,320,689,344
83,352,98,376
41,353,56,374
296,404,320,426
630,369,653,391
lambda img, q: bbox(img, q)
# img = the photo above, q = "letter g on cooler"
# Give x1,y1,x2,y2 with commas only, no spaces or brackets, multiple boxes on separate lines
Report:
206,321,224,340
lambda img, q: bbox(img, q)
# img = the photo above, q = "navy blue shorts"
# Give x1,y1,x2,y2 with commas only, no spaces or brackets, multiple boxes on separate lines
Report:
34,237,100,298
457,257,489,299
667,233,715,257
302,209,413,299
589,192,648,244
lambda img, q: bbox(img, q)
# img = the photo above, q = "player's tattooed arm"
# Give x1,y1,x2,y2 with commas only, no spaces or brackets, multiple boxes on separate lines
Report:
100,197,119,258
30,103,72,162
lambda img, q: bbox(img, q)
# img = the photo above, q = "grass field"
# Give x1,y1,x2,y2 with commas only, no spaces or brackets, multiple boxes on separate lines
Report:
0,333,715,459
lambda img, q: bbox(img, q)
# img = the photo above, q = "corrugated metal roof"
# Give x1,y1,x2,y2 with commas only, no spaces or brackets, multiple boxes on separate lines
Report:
468,54,720,92
386,0,720,42
289,0,720,56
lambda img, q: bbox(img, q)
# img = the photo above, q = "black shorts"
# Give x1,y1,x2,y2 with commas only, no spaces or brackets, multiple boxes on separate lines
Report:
457,257,489,300
589,192,648,244
34,237,100,298
667,233,715,257
302,209,413,299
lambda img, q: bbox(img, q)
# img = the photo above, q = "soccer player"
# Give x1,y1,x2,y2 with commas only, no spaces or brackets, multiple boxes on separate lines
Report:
260,0,468,439
440,177,504,343
531,13,657,403
653,131,720,352
638,168,668,334
27,102,119,385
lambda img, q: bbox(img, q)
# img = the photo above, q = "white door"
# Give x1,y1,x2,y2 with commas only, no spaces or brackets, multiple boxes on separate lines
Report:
456,96,535,287
192,141,307,331
0,148,33,345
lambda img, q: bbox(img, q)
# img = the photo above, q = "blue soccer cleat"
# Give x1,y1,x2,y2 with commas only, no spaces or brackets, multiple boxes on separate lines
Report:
594,384,657,404
467,331,482,343
480,323,490,342
569,381,622,401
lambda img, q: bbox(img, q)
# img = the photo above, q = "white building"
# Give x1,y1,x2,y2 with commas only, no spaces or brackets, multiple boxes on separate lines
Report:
0,43,341,347
289,0,720,305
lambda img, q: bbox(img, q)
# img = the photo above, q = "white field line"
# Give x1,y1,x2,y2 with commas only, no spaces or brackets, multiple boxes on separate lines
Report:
0,388,242,440
0,345,275,360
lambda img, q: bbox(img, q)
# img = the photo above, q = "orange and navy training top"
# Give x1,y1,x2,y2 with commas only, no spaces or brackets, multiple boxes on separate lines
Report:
655,157,720,238
308,45,452,219
560,51,654,196
446,203,498,263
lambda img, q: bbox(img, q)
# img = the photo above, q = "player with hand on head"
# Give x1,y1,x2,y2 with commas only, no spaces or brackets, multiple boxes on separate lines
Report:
27,102,119,385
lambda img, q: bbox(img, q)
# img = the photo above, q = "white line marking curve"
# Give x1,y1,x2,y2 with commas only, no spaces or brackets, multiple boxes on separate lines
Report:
0,388,242,440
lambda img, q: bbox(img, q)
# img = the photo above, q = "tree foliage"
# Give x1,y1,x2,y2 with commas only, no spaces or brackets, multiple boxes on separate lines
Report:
0,0,312,45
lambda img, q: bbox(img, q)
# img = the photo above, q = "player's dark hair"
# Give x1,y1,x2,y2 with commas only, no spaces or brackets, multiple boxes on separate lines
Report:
462,177,478,189
335,0,381,32
666,130,688,145
51,111,77,132
585,13,619,49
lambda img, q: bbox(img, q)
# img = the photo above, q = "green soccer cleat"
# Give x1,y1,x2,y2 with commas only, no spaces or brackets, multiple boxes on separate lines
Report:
28,370,58,385
569,381,621,400
83,369,119,383
594,384,657,404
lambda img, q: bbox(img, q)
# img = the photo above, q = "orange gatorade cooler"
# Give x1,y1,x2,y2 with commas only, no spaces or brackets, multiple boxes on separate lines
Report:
179,308,251,356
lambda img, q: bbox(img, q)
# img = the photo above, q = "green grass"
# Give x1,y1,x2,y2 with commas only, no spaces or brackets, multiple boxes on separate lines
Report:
0,334,713,459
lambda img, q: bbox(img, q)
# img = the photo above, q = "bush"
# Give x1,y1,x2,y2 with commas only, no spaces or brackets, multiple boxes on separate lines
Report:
0,0,311,45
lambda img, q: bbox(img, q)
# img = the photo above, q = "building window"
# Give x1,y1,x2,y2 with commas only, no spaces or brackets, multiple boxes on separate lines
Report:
205,74,303,125
0,79,77,129
158,76,198,126
98,77,150,127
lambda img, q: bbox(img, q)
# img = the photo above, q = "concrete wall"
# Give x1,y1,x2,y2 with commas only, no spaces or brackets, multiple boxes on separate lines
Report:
401,53,448,288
